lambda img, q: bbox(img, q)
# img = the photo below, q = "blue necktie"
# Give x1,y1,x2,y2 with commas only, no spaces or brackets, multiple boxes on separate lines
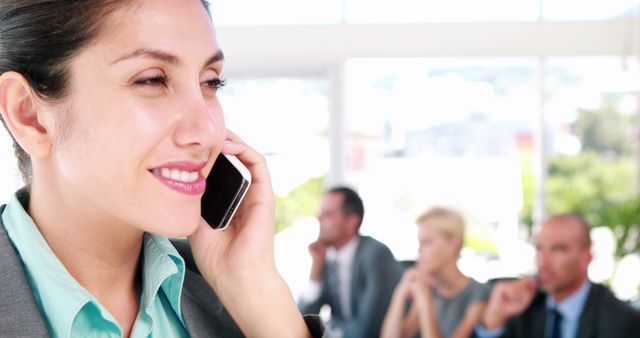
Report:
549,307,563,338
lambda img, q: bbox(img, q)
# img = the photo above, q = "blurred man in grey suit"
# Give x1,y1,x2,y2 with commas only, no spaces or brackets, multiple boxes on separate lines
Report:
298,186,402,338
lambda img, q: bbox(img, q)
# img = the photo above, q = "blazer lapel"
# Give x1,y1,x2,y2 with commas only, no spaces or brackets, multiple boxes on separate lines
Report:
577,285,599,338
348,236,365,316
531,300,547,338
0,204,50,337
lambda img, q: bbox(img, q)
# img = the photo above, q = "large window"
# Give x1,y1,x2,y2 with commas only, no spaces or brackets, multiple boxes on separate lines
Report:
342,58,539,280
218,75,330,225
308,56,638,294
542,57,640,289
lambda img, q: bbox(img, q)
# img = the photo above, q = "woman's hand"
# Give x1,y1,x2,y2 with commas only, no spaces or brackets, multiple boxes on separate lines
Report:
382,268,436,338
394,267,421,301
410,272,440,338
382,267,421,338
409,272,434,302
189,130,276,284
188,130,311,338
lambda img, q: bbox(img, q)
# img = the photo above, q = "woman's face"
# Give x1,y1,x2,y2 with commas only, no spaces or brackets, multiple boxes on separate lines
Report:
415,225,456,275
41,0,224,237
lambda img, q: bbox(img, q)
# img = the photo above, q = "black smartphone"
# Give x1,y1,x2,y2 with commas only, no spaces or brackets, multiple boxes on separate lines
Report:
201,154,251,230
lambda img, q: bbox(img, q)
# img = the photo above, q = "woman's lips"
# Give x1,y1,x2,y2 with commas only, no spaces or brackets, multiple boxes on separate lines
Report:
150,161,207,195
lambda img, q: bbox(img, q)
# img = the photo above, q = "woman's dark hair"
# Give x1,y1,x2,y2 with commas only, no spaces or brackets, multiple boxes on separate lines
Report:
328,186,365,230
0,0,210,184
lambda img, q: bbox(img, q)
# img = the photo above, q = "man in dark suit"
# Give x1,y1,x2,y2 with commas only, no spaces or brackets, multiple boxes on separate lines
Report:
298,186,402,338
475,213,640,338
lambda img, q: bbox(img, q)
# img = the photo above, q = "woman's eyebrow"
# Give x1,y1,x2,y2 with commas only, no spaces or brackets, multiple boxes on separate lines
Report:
203,50,225,68
110,48,224,68
111,48,180,65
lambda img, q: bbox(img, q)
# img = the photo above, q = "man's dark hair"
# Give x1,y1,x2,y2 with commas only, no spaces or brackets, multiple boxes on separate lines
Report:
328,186,365,230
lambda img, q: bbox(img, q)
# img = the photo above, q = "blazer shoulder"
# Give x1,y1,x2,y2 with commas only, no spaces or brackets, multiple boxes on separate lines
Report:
579,283,640,338
0,203,50,337
358,235,393,255
588,283,640,318
354,236,400,278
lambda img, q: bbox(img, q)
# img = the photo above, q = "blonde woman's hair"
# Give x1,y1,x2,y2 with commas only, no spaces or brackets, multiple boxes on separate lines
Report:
416,207,465,242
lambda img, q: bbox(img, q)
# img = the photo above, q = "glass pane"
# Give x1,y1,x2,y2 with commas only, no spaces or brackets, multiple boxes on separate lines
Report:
219,75,330,208
544,57,640,296
544,0,640,20
211,0,343,26
344,58,538,281
346,0,539,23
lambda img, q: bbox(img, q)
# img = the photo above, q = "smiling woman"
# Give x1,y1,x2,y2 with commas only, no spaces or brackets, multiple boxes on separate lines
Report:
0,1,325,337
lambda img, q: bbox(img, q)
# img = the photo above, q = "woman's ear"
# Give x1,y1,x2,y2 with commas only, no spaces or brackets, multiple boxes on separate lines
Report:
0,71,52,159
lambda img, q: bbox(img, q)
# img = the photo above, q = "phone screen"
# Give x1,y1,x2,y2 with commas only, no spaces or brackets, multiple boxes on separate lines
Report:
201,154,251,230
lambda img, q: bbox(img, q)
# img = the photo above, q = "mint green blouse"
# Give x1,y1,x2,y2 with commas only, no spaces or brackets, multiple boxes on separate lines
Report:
1,193,190,338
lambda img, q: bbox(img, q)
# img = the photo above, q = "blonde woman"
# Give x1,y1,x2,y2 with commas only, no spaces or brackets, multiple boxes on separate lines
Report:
381,207,488,338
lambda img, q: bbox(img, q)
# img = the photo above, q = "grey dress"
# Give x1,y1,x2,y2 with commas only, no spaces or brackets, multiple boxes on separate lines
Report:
414,278,489,338
434,279,489,337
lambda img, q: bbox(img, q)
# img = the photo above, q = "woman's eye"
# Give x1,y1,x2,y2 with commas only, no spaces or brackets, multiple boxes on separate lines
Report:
133,75,168,87
202,77,227,90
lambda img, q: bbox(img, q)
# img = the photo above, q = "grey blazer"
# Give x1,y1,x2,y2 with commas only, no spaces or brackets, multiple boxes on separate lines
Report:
298,235,402,338
0,190,327,338
481,283,640,338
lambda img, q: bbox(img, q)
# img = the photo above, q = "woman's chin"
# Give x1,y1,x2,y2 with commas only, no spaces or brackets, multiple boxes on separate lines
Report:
416,264,434,276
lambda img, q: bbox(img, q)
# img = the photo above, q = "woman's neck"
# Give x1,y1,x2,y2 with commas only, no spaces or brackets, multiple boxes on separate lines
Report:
434,263,469,298
28,180,144,315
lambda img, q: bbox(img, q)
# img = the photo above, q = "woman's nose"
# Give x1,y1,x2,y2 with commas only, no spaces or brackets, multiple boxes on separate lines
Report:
173,93,224,151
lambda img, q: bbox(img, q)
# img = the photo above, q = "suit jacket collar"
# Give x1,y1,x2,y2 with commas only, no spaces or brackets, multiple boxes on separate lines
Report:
350,235,368,268
577,283,605,338
348,235,370,315
526,291,548,338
